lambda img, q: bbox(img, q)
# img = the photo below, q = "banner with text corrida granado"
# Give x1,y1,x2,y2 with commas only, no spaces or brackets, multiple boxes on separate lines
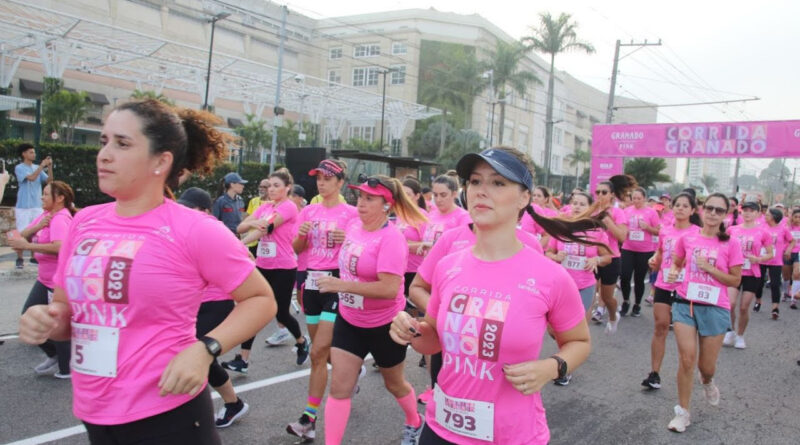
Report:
589,120,800,191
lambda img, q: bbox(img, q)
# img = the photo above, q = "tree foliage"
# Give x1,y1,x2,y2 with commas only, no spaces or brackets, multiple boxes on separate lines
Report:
483,40,539,143
42,89,91,143
624,158,670,189
130,89,175,106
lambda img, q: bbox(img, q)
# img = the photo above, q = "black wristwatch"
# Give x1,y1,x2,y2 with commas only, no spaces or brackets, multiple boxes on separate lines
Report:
200,336,222,358
550,355,568,380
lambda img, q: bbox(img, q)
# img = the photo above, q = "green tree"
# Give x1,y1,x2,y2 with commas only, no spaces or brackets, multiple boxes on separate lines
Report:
43,89,90,143
624,158,670,189
343,138,382,153
130,89,175,106
0,85,11,139
233,114,270,169
523,12,594,184
419,66,465,158
483,40,539,144
566,147,591,188
437,130,483,170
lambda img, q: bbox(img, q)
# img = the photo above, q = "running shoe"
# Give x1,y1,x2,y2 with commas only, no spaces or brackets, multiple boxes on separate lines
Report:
418,356,427,368
734,335,746,349
590,308,603,324
619,301,630,316
753,302,761,312
417,387,433,405
642,371,661,390
53,371,71,379
295,336,311,366
791,301,798,310
401,419,425,445
604,313,620,334
215,399,249,428
15,258,23,269
352,364,366,397
772,308,780,320
34,356,58,374
784,293,792,302
702,379,720,406
631,304,642,317
645,294,654,306
221,354,249,374
553,374,572,386
265,327,291,346
722,331,736,347
287,413,316,440
668,405,691,433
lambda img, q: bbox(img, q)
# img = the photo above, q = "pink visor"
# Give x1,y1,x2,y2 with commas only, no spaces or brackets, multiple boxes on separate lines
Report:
347,182,395,205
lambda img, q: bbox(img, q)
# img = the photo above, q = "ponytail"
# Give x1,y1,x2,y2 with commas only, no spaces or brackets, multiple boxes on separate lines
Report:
50,180,77,216
526,205,608,249
379,175,428,228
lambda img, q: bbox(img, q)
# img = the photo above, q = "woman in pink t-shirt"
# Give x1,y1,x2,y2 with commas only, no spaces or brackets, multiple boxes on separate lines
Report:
666,192,743,433
318,175,427,445
19,100,276,444
620,187,661,317
787,209,800,303
423,175,471,247
235,169,308,370
392,147,596,445
11,181,75,378
755,208,795,314
399,177,429,308
642,193,700,390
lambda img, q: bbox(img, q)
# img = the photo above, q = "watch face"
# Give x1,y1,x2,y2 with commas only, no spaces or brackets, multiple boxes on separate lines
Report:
203,337,221,356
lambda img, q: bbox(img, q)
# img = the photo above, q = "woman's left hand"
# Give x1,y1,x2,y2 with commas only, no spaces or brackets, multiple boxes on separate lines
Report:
584,257,598,272
503,359,557,396
7,236,29,250
317,276,344,294
158,342,213,397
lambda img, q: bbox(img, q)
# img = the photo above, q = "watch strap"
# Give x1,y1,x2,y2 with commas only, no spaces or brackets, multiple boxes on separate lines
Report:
550,355,567,379
200,336,222,358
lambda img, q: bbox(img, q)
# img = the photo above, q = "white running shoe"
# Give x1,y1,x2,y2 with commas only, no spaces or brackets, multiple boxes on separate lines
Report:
703,379,720,406
604,312,620,334
400,418,425,445
722,331,736,347
34,356,58,374
667,405,691,433
734,335,746,349
352,365,367,397
265,327,291,346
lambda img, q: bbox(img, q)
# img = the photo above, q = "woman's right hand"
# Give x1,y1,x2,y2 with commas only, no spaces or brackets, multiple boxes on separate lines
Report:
297,222,312,237
19,304,67,345
554,251,566,262
390,311,421,345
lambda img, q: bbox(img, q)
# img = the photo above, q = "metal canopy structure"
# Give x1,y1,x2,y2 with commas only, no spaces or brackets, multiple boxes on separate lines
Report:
0,0,440,136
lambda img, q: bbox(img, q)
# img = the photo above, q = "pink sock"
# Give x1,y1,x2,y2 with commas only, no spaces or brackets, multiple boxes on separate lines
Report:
396,390,422,428
324,397,351,445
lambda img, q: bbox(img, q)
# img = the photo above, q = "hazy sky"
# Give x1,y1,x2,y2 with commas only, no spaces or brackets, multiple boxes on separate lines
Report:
284,0,800,175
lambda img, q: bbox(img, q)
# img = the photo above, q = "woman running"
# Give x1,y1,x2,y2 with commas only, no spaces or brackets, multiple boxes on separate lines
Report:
724,197,742,228
286,159,358,441
756,208,794,316
19,100,276,445
642,193,700,390
423,175,471,242
666,192,742,433
620,187,661,317
11,180,76,378
787,210,800,306
724,201,773,348
391,147,592,444
319,175,427,445
399,177,428,315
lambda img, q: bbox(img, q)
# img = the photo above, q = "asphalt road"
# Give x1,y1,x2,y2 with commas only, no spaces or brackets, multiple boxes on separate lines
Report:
2,277,799,445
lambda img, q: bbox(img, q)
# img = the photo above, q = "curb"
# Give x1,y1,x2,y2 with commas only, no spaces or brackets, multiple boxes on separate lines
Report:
0,267,38,281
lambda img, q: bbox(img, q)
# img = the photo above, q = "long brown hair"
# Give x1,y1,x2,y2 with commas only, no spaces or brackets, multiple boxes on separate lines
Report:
374,175,427,228
49,180,77,216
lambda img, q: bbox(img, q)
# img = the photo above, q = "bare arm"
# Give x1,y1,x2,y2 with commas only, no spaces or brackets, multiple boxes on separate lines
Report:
408,274,432,312
318,272,402,300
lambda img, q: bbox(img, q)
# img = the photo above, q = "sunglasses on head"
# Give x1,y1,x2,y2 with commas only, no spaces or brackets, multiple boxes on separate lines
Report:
595,190,610,196
703,205,727,216
357,173,389,190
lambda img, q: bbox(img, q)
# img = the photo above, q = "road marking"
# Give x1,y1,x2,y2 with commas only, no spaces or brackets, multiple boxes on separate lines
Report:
0,334,19,341
4,355,373,445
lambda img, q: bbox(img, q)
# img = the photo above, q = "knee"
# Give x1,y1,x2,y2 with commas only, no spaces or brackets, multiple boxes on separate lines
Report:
653,322,669,338
310,344,330,365
384,379,408,396
678,353,695,371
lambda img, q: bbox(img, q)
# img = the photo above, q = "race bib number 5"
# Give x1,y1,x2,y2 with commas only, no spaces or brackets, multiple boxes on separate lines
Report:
71,322,119,377
686,282,720,305
434,386,494,441
338,292,364,310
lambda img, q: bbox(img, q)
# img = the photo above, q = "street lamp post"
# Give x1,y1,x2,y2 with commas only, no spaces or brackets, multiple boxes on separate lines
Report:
203,12,231,111
378,68,396,152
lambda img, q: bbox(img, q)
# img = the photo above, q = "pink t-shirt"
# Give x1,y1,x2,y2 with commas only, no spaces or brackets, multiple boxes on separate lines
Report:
337,222,407,328
426,247,584,445
417,224,543,283
660,210,674,228
728,225,772,277
789,224,800,253
724,213,743,228
253,199,298,270
295,203,358,271
673,233,743,310
201,285,234,303
763,224,793,266
396,210,427,273
28,208,73,288
600,206,626,258
654,224,701,292
519,204,558,240
53,200,254,425
297,249,308,272
621,206,661,252
547,230,609,289
422,206,471,245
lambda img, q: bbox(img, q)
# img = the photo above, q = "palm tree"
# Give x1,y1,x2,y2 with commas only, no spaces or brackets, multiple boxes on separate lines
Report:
43,90,90,143
566,147,591,188
419,66,465,157
484,40,540,144
234,114,271,170
130,89,175,106
624,158,670,189
523,12,595,186
447,50,488,129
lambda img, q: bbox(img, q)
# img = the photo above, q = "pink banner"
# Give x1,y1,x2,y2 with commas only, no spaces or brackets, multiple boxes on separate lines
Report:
592,120,800,158
589,156,624,192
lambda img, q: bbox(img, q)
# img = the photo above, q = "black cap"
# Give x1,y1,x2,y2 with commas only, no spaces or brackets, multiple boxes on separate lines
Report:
177,187,212,211
456,148,533,190
291,184,306,198
741,201,760,211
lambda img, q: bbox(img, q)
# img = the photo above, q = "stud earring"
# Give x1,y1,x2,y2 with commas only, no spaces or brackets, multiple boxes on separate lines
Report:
154,170,160,175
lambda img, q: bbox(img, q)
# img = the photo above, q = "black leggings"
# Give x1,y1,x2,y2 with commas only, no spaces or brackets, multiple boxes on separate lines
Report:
620,249,654,305
196,300,235,388
242,268,301,350
419,422,457,444
22,280,70,374
755,264,782,304
83,387,220,445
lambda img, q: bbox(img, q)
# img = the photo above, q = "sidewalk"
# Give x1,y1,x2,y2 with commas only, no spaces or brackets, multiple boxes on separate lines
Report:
0,246,39,281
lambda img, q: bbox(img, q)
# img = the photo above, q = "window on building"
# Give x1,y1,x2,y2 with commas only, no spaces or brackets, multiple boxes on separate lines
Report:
502,123,514,146
328,70,341,85
392,41,407,55
354,43,380,58
329,48,342,60
553,127,564,145
390,65,406,85
390,138,402,155
366,67,379,86
352,68,366,87
519,126,529,150
349,126,375,142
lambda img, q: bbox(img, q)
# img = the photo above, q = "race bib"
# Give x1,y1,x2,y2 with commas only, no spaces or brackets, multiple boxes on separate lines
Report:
686,282,720,305
257,240,277,258
652,235,659,243
47,290,54,304
562,255,587,270
339,292,364,310
629,230,645,241
759,247,767,257
434,386,494,441
676,269,686,283
743,259,751,270
71,322,119,377
793,231,800,241
305,271,332,291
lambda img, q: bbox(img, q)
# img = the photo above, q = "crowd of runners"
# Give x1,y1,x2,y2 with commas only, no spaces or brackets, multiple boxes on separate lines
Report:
10,99,800,444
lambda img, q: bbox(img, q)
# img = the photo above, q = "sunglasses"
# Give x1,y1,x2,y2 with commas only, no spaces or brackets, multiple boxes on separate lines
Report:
703,205,727,216
357,173,390,192
595,190,610,196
